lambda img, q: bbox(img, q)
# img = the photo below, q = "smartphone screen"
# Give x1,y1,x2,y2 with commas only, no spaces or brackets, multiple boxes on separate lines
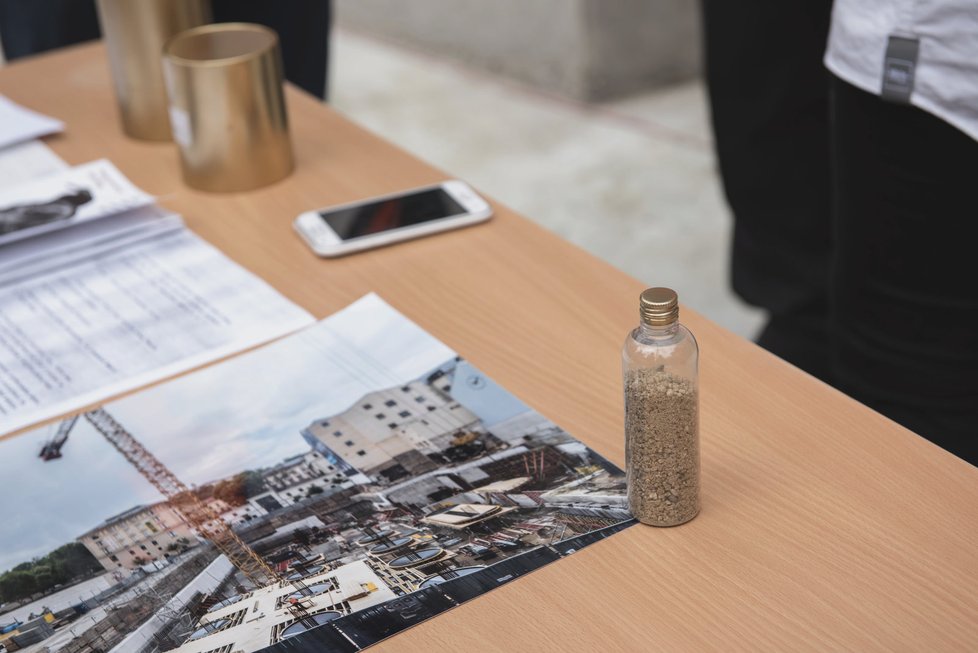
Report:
319,188,465,241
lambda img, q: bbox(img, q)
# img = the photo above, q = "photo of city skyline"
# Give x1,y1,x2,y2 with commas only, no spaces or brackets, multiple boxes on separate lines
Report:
0,294,633,653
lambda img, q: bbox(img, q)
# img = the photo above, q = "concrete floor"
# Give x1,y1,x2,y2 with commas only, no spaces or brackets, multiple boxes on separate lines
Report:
330,28,765,339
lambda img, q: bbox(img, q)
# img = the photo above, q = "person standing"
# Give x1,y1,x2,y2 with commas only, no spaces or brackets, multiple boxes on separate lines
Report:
701,0,835,383
702,0,978,464
824,0,978,464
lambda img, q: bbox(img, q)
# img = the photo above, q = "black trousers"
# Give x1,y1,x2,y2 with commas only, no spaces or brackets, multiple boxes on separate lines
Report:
0,0,331,99
0,0,100,57
212,0,331,99
702,1,978,464
830,77,978,464
702,0,835,382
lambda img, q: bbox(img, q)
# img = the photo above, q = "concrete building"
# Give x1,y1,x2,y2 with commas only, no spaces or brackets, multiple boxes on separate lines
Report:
216,501,266,527
165,560,398,653
199,497,267,532
383,473,477,509
262,451,354,505
302,375,480,482
249,516,327,552
244,485,340,515
487,411,560,445
206,451,358,519
247,489,288,514
78,503,197,572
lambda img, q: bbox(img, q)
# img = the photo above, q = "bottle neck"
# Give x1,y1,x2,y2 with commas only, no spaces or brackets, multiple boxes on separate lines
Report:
636,320,680,340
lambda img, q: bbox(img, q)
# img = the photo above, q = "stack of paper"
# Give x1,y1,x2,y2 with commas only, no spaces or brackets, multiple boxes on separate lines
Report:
0,100,315,436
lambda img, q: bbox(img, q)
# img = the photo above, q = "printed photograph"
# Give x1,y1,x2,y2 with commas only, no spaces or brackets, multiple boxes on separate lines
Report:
0,295,632,653
0,159,152,246
0,189,93,236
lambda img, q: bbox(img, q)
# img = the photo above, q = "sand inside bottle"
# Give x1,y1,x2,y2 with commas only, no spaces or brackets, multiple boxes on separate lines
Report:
625,367,699,526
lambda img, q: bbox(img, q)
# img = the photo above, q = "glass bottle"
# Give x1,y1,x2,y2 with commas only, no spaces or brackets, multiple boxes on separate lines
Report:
622,287,700,526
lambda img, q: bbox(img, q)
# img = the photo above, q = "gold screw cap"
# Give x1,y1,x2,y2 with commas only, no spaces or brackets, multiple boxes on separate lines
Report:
640,287,679,326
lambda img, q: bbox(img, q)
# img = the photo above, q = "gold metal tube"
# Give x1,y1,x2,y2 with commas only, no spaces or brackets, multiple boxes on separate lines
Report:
162,23,294,192
96,0,210,141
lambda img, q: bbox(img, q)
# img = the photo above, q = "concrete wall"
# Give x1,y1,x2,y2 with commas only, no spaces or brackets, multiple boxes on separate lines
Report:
334,0,700,101
581,0,701,99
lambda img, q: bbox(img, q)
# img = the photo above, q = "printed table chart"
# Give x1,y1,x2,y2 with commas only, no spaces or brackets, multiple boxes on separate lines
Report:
2,43,976,651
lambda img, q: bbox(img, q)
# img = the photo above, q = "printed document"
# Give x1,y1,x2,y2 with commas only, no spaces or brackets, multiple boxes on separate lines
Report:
0,149,315,436
0,223,314,436
0,94,64,150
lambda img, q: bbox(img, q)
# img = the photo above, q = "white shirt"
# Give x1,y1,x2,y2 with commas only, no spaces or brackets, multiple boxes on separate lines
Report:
825,0,978,141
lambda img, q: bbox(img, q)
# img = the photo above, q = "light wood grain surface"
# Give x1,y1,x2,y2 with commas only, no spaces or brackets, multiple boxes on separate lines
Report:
2,43,976,652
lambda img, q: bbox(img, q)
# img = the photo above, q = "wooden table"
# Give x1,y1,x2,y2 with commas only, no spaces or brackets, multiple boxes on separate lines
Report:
2,43,976,652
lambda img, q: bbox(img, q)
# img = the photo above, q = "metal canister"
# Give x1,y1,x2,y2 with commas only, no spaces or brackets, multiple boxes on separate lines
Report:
162,23,294,192
96,0,210,141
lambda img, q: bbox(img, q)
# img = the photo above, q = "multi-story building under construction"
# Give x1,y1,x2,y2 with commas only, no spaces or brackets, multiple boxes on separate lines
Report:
301,374,481,482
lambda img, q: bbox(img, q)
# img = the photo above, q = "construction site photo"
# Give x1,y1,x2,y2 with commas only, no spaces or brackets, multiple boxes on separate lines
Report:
1,298,632,653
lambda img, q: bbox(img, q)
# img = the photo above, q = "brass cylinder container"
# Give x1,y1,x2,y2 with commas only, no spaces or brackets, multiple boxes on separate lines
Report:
162,23,294,192
96,0,210,141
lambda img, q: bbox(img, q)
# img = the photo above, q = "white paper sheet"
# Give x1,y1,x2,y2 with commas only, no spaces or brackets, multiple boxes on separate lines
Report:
0,140,68,188
0,94,64,150
0,206,183,283
0,159,153,246
0,227,315,435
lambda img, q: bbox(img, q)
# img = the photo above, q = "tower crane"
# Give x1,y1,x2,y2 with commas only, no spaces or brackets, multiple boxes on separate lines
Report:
40,408,280,587
38,415,77,461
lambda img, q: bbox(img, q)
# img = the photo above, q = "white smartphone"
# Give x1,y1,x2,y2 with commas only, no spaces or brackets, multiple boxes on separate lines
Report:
293,180,493,257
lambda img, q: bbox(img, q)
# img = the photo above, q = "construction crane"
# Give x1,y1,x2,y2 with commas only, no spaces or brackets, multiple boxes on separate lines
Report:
39,415,77,460
41,408,280,587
